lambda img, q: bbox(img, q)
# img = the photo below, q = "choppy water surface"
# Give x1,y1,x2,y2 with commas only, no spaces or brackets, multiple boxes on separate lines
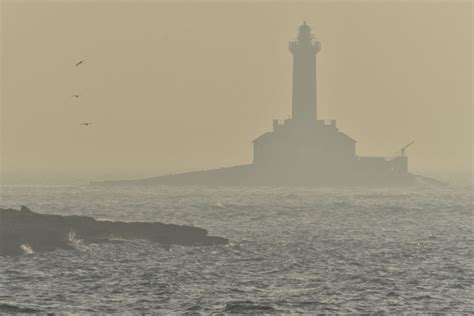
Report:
0,185,472,313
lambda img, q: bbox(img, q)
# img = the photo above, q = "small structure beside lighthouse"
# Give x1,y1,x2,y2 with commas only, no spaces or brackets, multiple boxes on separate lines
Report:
98,23,416,187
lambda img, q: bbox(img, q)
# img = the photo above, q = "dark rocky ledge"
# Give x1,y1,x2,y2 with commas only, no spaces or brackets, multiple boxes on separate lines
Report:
0,206,228,256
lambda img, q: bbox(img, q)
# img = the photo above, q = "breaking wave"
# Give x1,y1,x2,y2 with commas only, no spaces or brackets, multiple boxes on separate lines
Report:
20,244,34,255
68,231,90,252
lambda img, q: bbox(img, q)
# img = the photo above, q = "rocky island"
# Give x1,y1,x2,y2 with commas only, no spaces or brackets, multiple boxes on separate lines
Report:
0,206,228,256
95,23,438,188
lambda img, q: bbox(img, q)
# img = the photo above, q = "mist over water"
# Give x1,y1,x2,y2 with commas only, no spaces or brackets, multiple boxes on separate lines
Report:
1,0,472,313
0,185,472,313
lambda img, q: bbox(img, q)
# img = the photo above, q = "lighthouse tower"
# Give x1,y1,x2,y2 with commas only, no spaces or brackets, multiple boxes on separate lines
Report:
289,22,321,124
253,22,355,174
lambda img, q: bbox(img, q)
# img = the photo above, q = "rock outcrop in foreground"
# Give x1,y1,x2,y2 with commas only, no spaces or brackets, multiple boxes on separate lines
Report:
0,206,228,256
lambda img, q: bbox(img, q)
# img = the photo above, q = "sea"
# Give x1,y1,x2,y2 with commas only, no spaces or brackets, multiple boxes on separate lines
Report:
0,184,472,314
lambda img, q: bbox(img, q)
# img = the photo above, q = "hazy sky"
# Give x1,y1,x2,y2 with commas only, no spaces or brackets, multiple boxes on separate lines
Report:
1,0,472,184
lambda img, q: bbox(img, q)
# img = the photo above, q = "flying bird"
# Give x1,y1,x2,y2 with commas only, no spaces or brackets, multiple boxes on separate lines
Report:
72,94,79,98
75,60,84,67
80,122,92,126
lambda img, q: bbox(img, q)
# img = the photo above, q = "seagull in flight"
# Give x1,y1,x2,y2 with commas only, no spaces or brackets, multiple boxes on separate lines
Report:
75,60,84,67
80,122,92,126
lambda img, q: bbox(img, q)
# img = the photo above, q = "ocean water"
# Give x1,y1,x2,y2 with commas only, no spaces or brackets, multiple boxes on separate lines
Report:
0,184,472,314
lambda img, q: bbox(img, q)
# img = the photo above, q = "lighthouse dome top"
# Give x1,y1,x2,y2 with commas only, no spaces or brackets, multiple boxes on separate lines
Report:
298,22,313,41
299,21,311,31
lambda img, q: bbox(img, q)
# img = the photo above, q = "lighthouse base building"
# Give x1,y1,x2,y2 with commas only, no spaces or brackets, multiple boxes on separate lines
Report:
100,23,424,187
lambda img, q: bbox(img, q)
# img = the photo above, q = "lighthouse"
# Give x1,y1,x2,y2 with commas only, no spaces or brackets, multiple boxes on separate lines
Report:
289,22,321,124
253,22,356,170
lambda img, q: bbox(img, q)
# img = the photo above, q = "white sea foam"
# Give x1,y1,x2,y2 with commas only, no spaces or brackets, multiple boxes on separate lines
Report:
20,244,34,255
68,231,89,252
68,231,76,242
211,202,227,209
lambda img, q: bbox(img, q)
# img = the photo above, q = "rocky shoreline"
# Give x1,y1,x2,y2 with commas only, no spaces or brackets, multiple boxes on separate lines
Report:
0,206,228,256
